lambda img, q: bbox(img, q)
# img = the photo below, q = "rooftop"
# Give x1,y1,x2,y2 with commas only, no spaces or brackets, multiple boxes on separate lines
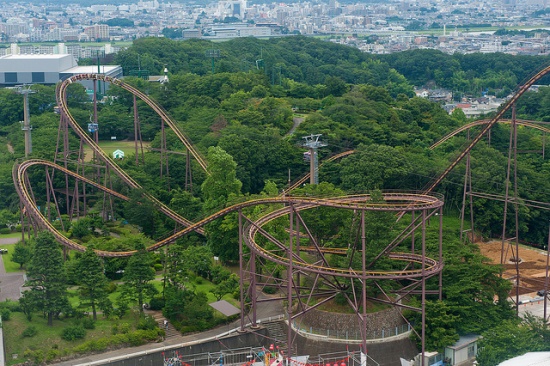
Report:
499,352,550,366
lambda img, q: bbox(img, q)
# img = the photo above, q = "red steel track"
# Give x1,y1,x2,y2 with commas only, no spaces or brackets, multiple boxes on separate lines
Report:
425,64,550,193
244,195,443,279
16,74,450,354
430,119,550,150
14,155,443,262
18,65,550,262
57,74,208,233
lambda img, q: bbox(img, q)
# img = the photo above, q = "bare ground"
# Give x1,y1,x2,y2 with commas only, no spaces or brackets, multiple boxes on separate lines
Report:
477,240,549,295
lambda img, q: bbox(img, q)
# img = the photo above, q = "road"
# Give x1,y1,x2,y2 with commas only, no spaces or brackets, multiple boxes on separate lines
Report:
0,237,25,302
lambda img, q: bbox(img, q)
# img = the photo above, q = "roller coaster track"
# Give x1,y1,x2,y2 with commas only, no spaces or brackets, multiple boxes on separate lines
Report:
26,63,548,276
244,195,443,279
14,156,443,263
424,64,550,193
430,119,550,150
56,74,208,233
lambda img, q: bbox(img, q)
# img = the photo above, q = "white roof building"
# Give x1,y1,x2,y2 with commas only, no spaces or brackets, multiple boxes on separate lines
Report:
0,54,122,86
499,352,550,365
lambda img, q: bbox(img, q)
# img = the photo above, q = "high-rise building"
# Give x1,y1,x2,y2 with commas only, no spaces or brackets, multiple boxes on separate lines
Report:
84,24,110,41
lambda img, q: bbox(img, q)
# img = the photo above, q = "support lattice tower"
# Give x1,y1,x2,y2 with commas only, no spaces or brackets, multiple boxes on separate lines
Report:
302,134,327,185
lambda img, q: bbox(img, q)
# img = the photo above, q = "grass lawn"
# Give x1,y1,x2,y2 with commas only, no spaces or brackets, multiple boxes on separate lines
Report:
82,140,150,162
151,275,240,306
0,238,26,273
2,246,23,273
3,311,143,366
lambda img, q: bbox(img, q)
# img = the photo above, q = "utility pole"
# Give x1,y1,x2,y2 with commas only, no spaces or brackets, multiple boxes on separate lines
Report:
302,134,326,184
17,85,36,158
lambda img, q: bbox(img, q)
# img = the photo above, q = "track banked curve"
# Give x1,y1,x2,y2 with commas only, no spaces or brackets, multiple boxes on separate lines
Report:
15,157,443,271
245,199,443,279
56,73,208,233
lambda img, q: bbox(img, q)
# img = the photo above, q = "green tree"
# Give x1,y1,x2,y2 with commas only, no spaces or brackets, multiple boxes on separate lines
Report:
11,242,31,269
73,247,110,320
18,293,36,321
408,300,460,351
210,273,239,301
123,189,164,238
339,144,412,191
0,209,18,230
120,243,158,314
442,240,514,334
71,217,92,239
201,146,242,262
24,232,70,326
476,315,550,366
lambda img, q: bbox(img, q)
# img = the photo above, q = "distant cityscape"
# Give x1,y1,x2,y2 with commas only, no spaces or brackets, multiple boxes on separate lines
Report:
0,0,549,59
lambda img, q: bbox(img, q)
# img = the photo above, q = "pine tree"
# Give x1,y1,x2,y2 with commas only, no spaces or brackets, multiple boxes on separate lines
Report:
120,243,158,314
25,232,69,326
75,246,110,320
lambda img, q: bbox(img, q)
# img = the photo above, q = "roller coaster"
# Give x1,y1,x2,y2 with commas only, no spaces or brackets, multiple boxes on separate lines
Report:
11,65,550,361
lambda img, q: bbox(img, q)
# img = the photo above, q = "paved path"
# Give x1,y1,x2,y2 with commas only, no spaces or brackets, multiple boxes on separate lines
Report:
0,238,25,302
286,117,304,136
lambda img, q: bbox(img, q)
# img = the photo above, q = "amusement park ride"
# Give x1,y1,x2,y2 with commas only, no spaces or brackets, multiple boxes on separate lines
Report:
11,65,550,366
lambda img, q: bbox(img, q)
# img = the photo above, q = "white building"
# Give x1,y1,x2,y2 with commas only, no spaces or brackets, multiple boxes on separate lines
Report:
0,53,122,86
444,335,480,365
499,352,550,365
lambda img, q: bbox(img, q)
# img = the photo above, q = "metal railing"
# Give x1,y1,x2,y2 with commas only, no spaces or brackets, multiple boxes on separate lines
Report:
292,321,412,342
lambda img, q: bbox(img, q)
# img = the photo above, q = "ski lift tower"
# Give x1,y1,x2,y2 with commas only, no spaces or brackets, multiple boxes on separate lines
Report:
302,134,327,184
17,85,36,158
205,49,220,74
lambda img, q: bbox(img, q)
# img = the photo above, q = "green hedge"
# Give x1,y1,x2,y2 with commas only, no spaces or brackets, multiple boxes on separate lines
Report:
72,329,163,354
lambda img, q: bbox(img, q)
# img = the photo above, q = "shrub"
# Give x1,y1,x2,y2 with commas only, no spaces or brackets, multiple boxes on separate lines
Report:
14,224,22,232
154,263,163,272
107,282,117,293
22,325,37,337
0,299,20,312
149,296,165,311
137,315,158,330
61,325,86,341
23,349,45,364
195,277,203,285
46,349,61,362
0,228,10,234
82,317,95,329
1,308,11,321
111,323,119,335
73,330,163,355
119,322,131,334
263,286,277,294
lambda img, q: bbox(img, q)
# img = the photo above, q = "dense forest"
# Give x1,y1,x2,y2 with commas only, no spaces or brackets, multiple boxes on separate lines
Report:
1,36,550,365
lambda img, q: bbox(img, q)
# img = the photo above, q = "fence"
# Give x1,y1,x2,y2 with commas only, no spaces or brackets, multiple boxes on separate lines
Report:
292,321,411,342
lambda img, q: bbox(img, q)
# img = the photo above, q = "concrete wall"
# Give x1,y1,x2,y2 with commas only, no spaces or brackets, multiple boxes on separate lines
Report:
295,306,406,339
75,329,270,366
286,322,418,366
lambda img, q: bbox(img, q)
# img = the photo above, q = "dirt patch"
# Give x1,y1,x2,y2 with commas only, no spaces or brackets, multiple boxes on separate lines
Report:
478,240,549,294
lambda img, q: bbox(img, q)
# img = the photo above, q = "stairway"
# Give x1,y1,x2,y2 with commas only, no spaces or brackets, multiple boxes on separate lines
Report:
148,310,179,339
262,320,297,356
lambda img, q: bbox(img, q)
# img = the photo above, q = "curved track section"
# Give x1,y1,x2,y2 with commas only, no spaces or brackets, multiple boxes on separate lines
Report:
15,157,443,265
244,194,443,280
14,159,131,255
425,64,550,193
430,119,550,150
56,74,207,232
